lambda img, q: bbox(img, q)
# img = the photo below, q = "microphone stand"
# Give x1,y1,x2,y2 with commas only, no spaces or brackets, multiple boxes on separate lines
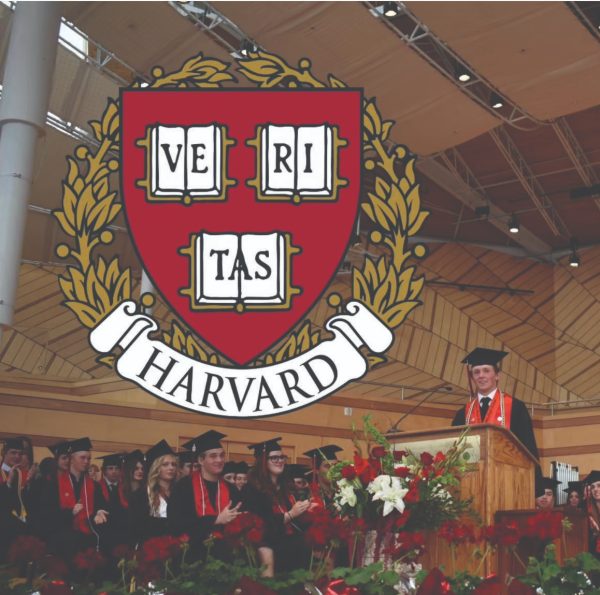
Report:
386,383,449,434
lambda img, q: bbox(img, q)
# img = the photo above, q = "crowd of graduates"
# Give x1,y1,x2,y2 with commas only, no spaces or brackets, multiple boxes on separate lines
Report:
0,431,344,580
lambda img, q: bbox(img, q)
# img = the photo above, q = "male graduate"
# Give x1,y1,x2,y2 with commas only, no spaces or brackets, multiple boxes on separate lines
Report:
0,437,28,561
535,477,559,510
168,430,242,560
177,450,195,480
451,348,539,462
37,438,108,560
97,453,129,554
303,444,343,508
233,461,249,491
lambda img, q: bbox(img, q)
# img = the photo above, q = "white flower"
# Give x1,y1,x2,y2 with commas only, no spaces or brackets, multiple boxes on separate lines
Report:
367,474,409,516
335,478,357,508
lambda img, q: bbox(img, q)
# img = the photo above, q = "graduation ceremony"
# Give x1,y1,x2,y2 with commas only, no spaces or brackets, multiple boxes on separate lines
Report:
2,1,600,593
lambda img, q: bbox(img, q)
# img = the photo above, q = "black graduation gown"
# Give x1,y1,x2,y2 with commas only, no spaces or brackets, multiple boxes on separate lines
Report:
96,479,130,554
452,396,539,461
128,488,170,546
35,473,102,560
241,483,311,573
0,473,28,562
169,475,241,561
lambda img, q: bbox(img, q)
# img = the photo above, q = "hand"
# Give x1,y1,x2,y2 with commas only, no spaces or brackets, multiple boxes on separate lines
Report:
215,501,242,525
289,499,311,518
308,499,320,512
72,503,83,516
94,510,109,525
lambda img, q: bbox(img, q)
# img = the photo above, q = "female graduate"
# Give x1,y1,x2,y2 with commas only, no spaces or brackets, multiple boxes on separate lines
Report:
243,438,315,576
128,440,177,545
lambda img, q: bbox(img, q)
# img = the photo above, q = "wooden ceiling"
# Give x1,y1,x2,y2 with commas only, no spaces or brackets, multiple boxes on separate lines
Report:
1,1,600,413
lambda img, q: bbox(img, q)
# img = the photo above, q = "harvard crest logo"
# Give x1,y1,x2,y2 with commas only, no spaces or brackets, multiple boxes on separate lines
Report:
53,52,428,418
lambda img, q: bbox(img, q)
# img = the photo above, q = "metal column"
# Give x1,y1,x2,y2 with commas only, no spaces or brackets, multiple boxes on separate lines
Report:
0,2,61,344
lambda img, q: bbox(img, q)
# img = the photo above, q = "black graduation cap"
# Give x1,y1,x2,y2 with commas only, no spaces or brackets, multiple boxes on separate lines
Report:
125,449,144,464
182,430,226,454
303,444,343,466
535,476,560,498
223,461,237,475
287,464,310,479
234,461,249,474
247,437,282,458
584,470,600,485
145,440,174,466
563,480,584,495
98,453,125,468
1,437,25,451
177,450,196,464
67,437,93,454
48,440,70,457
462,348,508,368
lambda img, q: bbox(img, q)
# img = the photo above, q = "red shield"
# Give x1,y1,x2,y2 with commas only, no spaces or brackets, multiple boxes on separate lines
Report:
120,89,362,364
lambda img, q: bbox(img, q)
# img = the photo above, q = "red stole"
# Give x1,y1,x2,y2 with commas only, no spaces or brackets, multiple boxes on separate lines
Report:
191,471,230,517
58,470,96,534
100,478,129,509
274,493,299,535
465,390,513,428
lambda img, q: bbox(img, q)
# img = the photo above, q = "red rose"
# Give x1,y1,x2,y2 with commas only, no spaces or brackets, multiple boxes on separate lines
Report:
142,535,182,562
73,548,106,571
394,466,410,478
393,450,408,461
341,465,356,480
371,446,386,458
420,452,434,466
434,451,446,463
8,535,46,563
247,528,263,544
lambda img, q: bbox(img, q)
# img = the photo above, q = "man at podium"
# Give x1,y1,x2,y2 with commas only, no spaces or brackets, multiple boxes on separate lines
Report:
451,347,539,462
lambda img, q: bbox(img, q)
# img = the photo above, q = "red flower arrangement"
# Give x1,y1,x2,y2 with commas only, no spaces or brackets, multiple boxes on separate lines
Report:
141,534,188,562
223,512,265,547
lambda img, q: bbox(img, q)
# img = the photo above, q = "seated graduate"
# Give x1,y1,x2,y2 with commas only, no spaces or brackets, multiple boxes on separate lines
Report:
96,453,129,554
48,440,71,473
222,461,237,485
243,438,315,577
169,430,242,560
452,347,539,463
36,437,108,561
129,440,177,545
584,470,600,556
177,450,195,480
233,461,249,492
121,449,145,504
535,477,559,510
303,444,342,508
0,437,28,562
563,480,584,511
286,464,310,500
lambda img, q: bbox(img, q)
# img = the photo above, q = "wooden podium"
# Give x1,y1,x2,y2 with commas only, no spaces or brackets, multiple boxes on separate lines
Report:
387,424,539,576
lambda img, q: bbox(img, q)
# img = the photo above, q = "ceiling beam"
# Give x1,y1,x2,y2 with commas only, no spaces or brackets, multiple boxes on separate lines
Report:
417,154,553,259
489,127,570,237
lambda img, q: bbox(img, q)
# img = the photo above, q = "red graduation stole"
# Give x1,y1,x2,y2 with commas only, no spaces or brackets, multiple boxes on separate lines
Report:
274,492,300,535
58,470,96,534
465,389,513,428
191,471,230,517
100,478,129,509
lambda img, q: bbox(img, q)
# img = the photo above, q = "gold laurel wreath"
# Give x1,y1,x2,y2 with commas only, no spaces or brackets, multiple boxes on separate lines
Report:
239,52,428,368
54,51,427,370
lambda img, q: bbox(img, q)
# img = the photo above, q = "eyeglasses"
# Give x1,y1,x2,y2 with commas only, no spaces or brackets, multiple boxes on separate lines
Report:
267,455,288,463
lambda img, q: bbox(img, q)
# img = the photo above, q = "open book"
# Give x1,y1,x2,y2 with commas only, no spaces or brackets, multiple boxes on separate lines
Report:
248,124,347,202
137,124,235,202
180,232,301,311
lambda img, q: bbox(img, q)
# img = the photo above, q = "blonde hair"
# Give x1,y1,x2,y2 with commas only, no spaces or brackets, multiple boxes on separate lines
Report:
146,454,177,514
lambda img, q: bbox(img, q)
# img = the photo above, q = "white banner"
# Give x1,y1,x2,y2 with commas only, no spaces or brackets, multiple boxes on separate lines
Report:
89,300,393,418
